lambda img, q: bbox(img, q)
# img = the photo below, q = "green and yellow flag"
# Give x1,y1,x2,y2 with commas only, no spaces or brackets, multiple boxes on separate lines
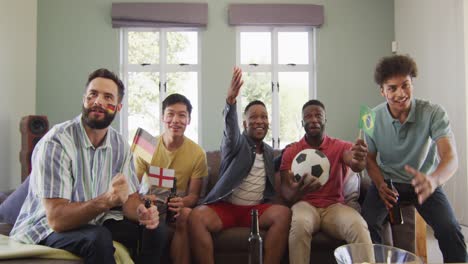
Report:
359,105,375,137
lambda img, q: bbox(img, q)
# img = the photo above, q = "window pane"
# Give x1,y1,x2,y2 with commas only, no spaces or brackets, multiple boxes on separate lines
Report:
166,72,198,142
128,72,160,145
278,72,308,148
128,31,159,65
278,32,309,64
167,31,198,65
240,32,271,65
241,72,273,145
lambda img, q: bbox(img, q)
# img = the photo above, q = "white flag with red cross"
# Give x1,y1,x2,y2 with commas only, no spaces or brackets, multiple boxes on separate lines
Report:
148,166,175,188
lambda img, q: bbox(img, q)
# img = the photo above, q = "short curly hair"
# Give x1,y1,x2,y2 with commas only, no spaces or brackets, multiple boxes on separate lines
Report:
374,55,418,87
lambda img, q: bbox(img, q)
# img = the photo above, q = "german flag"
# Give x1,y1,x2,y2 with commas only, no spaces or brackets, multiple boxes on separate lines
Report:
131,128,156,163
106,104,116,114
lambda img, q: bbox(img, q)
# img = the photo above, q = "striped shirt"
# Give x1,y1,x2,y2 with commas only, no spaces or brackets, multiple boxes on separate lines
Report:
227,154,266,205
10,115,138,244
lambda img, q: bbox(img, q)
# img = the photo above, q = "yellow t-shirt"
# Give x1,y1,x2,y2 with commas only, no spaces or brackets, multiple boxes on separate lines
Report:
134,135,208,194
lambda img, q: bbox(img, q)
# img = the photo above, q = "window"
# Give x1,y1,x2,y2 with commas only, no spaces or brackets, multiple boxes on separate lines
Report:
120,28,201,144
236,27,316,149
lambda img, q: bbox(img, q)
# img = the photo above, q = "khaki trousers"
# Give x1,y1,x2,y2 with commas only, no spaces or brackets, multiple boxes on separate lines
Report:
289,201,372,264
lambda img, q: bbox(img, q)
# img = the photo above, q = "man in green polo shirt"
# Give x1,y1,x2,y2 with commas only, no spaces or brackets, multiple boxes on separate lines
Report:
361,54,467,263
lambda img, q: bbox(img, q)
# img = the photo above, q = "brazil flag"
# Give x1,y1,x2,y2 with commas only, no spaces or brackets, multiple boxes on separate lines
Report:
359,105,375,137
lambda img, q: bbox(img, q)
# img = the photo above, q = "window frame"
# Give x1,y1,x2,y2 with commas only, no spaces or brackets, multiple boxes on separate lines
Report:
235,26,317,148
119,27,202,144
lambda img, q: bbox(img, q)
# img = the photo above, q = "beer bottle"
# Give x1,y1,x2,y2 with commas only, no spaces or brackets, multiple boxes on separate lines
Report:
248,209,263,264
166,178,178,224
387,179,404,225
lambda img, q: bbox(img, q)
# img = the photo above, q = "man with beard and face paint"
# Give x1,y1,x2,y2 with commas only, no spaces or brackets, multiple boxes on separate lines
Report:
134,93,208,264
189,67,291,264
279,99,372,264
10,68,167,264
361,55,467,263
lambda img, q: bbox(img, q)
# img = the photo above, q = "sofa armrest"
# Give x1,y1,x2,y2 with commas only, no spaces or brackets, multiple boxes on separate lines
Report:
0,191,14,205
0,222,13,236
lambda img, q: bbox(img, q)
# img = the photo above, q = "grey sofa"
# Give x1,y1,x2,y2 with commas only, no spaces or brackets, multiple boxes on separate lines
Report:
0,150,418,264
203,150,417,264
0,191,83,263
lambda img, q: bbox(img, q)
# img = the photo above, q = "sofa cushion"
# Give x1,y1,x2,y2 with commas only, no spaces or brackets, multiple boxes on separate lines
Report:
343,172,361,212
0,192,11,205
202,151,222,198
0,176,29,225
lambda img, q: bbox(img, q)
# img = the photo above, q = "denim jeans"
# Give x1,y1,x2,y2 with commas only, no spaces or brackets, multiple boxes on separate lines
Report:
40,219,168,264
362,183,467,263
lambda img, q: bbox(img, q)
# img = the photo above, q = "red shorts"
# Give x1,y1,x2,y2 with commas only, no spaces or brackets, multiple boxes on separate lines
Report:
207,201,272,230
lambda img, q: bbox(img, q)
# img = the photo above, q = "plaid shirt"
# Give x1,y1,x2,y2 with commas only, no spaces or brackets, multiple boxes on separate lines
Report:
10,115,138,244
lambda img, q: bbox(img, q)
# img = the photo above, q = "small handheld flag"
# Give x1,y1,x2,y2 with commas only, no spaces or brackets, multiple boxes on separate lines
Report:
106,104,116,114
131,128,157,164
148,166,175,188
359,105,375,138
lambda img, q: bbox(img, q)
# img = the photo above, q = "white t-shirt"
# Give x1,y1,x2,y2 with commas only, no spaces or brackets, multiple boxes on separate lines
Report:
228,154,266,205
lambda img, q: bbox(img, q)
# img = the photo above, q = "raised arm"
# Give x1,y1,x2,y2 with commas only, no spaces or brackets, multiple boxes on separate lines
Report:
226,67,244,105
222,67,244,153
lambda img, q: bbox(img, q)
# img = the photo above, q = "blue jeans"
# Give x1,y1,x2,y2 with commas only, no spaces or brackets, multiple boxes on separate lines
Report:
362,183,467,263
40,219,167,264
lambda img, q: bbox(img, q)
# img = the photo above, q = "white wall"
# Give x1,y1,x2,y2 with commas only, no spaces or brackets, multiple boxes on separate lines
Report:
395,0,468,224
0,0,37,191
465,0,468,216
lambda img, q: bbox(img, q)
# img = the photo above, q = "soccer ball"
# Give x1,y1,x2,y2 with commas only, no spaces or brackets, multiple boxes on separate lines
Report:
291,149,330,185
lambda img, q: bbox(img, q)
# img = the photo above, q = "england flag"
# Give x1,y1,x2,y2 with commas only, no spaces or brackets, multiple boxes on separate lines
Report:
148,166,175,188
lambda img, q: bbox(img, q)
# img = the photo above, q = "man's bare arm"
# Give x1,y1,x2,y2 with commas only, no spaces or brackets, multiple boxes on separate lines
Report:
44,174,129,232
181,178,202,208
409,136,458,203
